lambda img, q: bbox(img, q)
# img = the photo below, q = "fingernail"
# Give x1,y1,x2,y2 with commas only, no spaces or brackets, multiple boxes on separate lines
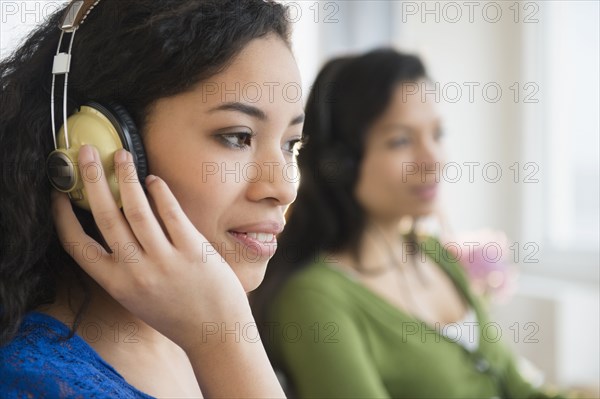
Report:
145,175,157,185
116,149,127,163
79,144,94,162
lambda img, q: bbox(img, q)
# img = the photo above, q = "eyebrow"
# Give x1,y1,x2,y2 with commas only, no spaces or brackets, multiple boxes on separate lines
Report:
381,124,414,134
381,119,442,134
290,113,305,125
209,102,305,126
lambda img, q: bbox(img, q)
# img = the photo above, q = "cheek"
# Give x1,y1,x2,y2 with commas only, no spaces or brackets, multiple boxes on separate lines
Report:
356,156,401,207
174,175,240,239
147,154,229,239
367,154,409,190
363,153,428,212
176,180,219,218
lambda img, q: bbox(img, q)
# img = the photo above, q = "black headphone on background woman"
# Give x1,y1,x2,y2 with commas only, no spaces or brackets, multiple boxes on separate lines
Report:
312,56,358,187
46,0,147,211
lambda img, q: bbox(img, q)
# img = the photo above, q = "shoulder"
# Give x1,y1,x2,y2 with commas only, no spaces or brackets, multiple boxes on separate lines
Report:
269,254,375,328
277,254,358,305
0,312,152,399
419,235,472,287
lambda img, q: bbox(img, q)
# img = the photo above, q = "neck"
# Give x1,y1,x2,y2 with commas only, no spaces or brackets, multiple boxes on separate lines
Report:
363,219,402,264
332,217,412,274
38,272,170,347
366,218,404,244
37,267,200,397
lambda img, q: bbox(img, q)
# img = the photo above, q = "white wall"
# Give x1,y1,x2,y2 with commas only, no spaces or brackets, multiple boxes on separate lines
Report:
0,1,67,59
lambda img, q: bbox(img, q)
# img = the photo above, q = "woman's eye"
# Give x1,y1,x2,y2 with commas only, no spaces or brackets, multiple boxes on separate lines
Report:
283,138,305,157
220,132,254,149
434,128,445,141
388,137,411,148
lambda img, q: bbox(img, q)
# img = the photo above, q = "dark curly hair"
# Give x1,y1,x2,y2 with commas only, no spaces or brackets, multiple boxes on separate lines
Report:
0,0,291,346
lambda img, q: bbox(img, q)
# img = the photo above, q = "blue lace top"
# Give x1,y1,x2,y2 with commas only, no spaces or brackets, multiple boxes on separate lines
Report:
0,312,155,398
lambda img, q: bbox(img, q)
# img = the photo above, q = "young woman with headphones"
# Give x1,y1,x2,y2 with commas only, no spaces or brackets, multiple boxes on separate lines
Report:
0,0,303,397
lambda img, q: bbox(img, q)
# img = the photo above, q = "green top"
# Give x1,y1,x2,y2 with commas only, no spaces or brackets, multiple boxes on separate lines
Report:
266,237,559,399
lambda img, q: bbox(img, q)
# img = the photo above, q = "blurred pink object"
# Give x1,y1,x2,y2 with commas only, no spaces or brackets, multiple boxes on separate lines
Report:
442,229,519,304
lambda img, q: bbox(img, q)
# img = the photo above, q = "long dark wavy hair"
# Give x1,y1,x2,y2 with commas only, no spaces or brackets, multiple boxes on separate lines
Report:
251,49,427,335
0,0,291,346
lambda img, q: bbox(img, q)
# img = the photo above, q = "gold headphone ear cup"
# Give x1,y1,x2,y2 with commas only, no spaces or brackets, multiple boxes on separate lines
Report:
47,102,147,211
49,105,128,211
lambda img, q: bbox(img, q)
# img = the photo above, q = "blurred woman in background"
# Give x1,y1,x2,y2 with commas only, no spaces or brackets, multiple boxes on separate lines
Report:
252,49,562,399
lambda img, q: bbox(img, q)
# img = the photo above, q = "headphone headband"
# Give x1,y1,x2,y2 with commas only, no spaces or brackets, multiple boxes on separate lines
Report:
48,0,148,210
52,0,102,150
60,0,102,32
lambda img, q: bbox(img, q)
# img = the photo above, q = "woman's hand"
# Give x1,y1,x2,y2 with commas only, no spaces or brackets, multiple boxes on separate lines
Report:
50,144,249,353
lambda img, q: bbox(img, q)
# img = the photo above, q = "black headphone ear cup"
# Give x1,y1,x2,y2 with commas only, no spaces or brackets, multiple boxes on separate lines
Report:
107,103,148,185
86,102,148,185
126,127,148,185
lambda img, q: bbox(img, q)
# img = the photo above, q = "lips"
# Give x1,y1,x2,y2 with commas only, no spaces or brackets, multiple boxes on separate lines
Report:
227,221,284,260
230,231,276,244
411,184,438,201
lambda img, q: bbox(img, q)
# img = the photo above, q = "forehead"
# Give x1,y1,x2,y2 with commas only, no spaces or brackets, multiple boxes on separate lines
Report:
194,34,303,111
365,80,441,144
376,81,440,126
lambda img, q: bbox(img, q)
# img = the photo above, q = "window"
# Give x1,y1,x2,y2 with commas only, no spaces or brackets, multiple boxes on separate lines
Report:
543,1,599,250
521,0,599,280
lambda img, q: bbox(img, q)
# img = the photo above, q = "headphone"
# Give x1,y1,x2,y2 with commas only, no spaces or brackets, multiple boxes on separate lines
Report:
46,0,147,211
313,57,357,187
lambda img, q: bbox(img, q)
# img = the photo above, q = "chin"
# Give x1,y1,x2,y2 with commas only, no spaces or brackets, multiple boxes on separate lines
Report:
411,204,437,218
234,261,269,293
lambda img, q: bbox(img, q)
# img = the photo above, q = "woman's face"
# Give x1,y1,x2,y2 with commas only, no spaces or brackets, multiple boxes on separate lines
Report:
355,80,444,223
143,35,304,292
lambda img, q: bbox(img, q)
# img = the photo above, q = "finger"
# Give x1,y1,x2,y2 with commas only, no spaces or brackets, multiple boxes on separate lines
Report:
115,149,172,256
50,189,116,286
78,145,137,252
144,175,203,252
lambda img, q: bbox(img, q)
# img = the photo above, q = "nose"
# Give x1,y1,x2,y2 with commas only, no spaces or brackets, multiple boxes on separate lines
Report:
416,135,440,168
414,135,442,183
245,149,298,206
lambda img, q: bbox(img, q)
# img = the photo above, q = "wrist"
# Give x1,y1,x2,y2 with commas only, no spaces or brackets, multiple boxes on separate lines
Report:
179,298,256,356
